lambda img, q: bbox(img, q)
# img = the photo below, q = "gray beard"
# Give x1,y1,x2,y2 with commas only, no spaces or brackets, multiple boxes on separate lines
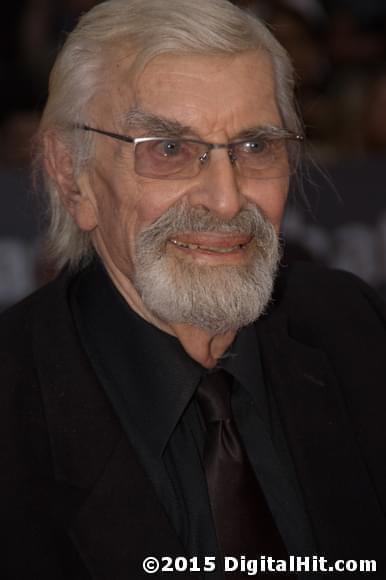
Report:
132,203,281,334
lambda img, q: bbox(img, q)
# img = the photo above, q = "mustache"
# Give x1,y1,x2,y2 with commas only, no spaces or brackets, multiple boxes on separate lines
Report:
137,202,277,251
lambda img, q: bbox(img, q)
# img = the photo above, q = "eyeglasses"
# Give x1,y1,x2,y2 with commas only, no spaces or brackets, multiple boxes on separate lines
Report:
79,124,304,180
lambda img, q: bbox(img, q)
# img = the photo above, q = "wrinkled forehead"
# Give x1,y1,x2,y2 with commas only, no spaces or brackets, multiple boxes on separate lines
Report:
90,48,279,134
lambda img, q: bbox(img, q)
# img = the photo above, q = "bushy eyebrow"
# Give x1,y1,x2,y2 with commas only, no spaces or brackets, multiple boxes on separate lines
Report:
235,125,290,140
123,108,192,136
122,109,287,140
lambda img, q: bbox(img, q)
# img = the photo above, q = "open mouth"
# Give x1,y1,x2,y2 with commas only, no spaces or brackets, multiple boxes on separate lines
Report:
169,239,249,253
168,234,253,254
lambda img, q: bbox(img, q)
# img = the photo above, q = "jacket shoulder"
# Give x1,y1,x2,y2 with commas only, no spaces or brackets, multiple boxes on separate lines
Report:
277,260,381,299
0,271,74,413
274,261,386,329
0,271,71,345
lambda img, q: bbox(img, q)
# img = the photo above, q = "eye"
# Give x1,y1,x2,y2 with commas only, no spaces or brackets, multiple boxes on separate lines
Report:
243,139,267,154
160,140,183,157
142,139,203,169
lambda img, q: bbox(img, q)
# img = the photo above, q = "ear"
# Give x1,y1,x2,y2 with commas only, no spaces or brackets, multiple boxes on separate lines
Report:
43,131,98,231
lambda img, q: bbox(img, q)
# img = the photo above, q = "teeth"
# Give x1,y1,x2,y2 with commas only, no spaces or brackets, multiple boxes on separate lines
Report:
169,239,246,253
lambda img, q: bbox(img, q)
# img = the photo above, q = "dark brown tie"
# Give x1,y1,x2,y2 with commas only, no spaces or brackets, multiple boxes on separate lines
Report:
197,370,294,577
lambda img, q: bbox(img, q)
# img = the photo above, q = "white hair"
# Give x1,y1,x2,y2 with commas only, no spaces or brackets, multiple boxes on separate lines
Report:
132,201,281,333
37,0,300,269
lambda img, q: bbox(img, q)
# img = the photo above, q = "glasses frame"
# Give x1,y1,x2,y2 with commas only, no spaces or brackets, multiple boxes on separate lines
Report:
78,124,304,179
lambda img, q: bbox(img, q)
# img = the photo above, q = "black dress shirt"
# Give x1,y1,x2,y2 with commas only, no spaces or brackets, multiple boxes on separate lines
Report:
70,260,316,578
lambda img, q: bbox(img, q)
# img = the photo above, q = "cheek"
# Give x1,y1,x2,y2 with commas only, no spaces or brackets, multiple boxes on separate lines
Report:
97,179,187,259
244,178,288,232
132,179,191,231
89,165,139,257
110,144,191,234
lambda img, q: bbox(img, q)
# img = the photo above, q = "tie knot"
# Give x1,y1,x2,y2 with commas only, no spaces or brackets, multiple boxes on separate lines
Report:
197,370,233,423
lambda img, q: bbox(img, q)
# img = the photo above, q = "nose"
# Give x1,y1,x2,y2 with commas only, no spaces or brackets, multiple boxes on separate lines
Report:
187,149,244,221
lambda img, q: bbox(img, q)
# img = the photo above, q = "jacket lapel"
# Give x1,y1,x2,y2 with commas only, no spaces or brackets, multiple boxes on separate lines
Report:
31,270,386,576
32,274,185,579
257,310,386,568
68,436,187,579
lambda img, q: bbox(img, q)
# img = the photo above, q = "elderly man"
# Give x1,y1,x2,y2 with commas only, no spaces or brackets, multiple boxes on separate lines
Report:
1,0,386,578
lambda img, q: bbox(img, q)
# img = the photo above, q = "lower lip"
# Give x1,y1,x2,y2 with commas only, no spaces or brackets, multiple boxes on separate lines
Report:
167,240,253,263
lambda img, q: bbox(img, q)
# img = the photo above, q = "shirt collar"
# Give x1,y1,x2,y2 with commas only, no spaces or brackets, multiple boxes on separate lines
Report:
72,259,267,457
71,259,204,458
220,323,269,421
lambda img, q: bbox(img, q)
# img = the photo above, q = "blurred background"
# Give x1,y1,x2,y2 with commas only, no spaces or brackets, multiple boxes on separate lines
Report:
0,0,385,311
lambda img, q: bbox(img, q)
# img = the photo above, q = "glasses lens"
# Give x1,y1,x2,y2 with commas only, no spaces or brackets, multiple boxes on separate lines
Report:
234,138,299,179
135,139,206,179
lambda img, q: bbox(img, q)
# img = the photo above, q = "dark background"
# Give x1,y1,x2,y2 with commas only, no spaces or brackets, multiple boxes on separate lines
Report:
1,0,385,310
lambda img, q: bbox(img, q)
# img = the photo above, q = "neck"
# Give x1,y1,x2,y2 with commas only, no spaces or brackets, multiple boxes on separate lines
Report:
169,323,236,369
101,259,236,368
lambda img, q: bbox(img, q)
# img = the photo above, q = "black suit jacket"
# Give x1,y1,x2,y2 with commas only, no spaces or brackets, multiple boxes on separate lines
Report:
1,262,386,579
